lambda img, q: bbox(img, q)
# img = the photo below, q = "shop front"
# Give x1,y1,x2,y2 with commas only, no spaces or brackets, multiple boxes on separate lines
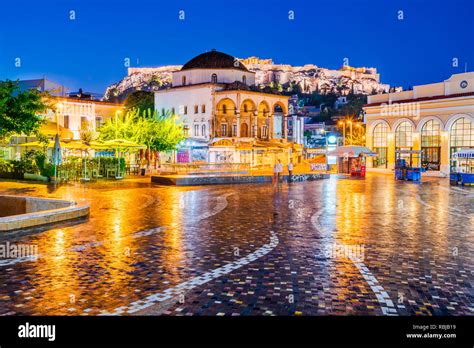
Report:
328,146,376,177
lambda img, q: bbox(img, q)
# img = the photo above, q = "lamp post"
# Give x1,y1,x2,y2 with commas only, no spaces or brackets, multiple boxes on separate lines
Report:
54,103,63,180
338,119,356,146
348,120,353,145
338,120,346,145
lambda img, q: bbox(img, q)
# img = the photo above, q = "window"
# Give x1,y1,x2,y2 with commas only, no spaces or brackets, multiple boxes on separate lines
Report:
183,125,189,136
421,120,441,171
161,108,165,116
201,104,206,113
450,117,474,167
63,115,70,129
182,76,186,86
262,126,268,138
211,74,217,83
233,124,237,137
242,75,247,85
243,104,248,113
171,107,176,115
222,104,227,114
95,117,103,129
201,124,206,137
194,124,200,137
184,106,188,115
221,123,227,137
395,121,414,164
372,123,388,168
194,105,198,114
395,121,413,148
81,116,88,130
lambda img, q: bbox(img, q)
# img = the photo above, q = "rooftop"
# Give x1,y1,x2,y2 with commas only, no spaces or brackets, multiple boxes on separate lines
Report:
181,50,249,72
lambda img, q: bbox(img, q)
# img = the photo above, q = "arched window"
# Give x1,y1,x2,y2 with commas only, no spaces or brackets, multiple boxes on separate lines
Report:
450,117,474,167
193,123,199,137
201,104,206,113
201,124,206,137
211,74,217,83
372,123,388,168
395,121,414,163
421,120,441,170
222,104,227,114
221,123,228,137
242,75,247,85
182,76,186,86
244,104,248,113
395,121,413,148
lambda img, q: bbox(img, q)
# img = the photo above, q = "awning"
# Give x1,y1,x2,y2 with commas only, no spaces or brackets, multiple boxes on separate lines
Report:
327,146,377,157
39,121,74,139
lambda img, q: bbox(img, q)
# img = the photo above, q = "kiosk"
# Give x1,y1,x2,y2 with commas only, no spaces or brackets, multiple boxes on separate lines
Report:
395,150,423,182
450,149,474,186
327,146,377,178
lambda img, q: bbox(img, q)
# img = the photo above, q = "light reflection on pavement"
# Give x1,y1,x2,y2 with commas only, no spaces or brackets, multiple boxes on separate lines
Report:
0,174,472,316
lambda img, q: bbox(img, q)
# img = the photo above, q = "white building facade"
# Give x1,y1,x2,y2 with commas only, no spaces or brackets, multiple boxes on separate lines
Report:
364,72,474,176
154,50,303,165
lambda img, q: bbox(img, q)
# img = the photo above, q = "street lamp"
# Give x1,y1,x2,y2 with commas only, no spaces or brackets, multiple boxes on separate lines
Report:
347,120,352,145
338,120,346,145
339,119,356,146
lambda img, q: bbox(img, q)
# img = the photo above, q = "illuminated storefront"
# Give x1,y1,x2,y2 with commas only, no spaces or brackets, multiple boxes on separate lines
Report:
364,72,474,176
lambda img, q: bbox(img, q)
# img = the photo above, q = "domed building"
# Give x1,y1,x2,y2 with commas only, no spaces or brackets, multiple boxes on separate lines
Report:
154,50,303,165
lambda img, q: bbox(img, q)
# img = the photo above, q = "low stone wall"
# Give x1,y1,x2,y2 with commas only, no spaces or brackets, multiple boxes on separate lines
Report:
152,173,329,186
0,195,89,232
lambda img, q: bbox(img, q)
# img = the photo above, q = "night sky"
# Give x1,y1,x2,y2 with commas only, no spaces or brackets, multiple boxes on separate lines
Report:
0,0,473,93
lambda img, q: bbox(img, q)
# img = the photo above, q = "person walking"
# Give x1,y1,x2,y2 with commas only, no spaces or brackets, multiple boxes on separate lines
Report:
273,159,283,187
288,161,294,182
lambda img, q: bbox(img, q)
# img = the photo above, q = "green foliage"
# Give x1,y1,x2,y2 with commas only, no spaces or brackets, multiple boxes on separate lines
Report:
99,108,185,152
19,150,41,174
124,91,154,113
0,155,38,179
0,80,48,141
80,119,98,144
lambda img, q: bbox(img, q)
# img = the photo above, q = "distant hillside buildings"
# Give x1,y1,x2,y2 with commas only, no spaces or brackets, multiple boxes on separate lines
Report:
104,55,390,101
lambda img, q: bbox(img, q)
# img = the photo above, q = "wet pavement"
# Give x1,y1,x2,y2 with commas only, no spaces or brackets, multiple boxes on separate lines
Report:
0,174,472,316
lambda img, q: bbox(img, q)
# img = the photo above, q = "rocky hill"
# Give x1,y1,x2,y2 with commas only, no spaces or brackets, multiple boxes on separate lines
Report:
103,57,390,102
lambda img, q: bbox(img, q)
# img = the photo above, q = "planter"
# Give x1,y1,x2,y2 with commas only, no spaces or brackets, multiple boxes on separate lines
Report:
24,173,49,182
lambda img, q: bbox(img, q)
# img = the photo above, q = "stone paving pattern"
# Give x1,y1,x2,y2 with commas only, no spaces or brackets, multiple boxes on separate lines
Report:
0,174,472,316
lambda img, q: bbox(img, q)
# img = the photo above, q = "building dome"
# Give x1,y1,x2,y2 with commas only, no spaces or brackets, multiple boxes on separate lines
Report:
181,50,249,72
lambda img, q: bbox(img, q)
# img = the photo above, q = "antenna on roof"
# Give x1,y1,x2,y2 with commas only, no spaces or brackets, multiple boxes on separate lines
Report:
465,62,468,73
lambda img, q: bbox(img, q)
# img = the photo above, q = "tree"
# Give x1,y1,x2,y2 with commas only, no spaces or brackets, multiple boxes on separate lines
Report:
99,108,185,161
124,90,154,113
0,80,49,141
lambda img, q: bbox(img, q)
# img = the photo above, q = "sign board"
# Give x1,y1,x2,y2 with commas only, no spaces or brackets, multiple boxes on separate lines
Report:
310,164,327,171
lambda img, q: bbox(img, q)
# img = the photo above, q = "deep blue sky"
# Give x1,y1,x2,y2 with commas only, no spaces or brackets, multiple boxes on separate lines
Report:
0,0,473,93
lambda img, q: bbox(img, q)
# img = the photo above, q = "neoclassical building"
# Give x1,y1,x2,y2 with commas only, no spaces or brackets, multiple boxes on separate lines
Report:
154,50,303,165
364,72,474,176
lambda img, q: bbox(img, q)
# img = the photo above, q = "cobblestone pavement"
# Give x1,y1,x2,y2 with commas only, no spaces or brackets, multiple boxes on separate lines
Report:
0,174,472,316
